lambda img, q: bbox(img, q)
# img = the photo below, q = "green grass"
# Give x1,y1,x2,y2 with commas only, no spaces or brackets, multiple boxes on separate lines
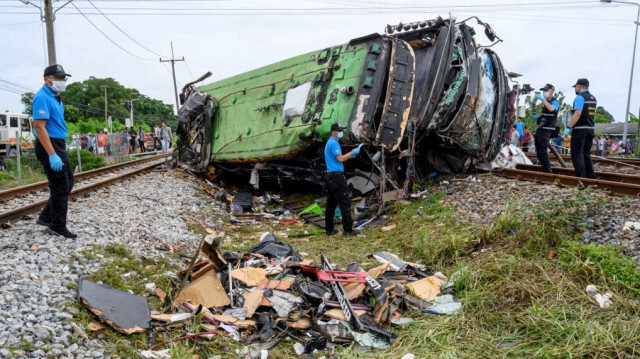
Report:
67,186,640,358
0,156,46,190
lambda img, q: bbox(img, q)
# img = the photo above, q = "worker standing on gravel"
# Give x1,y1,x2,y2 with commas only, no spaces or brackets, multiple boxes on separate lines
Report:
323,123,360,237
533,83,560,173
568,78,597,178
31,64,77,239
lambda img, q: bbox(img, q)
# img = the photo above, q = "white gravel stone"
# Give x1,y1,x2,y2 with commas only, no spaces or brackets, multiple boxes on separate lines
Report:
0,170,206,356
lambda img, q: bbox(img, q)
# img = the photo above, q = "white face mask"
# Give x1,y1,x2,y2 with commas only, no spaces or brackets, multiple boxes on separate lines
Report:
543,91,550,99
50,80,67,93
337,131,344,139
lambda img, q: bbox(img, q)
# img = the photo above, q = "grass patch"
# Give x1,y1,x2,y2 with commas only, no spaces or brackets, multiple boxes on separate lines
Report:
0,156,46,190
69,185,640,358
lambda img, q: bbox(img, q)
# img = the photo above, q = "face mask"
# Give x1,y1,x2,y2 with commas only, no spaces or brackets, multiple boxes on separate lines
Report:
337,131,344,139
543,91,550,99
50,80,67,93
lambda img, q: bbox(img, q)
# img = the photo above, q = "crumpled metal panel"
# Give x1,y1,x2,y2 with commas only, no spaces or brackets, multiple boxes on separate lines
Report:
374,38,416,151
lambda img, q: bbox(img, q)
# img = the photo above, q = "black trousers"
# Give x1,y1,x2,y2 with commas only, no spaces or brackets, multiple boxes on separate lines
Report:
35,138,75,231
535,128,553,173
138,140,146,152
153,137,161,150
325,172,353,233
571,129,595,178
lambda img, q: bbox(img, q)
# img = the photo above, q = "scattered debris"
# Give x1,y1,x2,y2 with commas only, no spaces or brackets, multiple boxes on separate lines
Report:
78,279,151,335
77,231,462,355
422,294,462,315
585,284,613,309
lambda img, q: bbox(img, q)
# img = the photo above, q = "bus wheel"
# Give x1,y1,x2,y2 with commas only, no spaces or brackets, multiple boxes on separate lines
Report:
7,147,16,157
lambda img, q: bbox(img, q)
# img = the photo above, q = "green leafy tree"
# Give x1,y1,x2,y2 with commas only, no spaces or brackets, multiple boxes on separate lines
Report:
628,112,638,123
21,92,34,114
594,106,615,124
60,77,176,128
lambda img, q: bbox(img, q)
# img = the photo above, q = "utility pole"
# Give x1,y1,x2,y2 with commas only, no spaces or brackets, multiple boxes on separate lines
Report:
43,0,56,64
159,42,184,115
18,0,73,65
100,85,108,123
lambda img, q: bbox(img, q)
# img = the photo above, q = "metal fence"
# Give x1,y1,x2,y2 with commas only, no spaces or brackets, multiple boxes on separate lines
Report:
0,132,164,189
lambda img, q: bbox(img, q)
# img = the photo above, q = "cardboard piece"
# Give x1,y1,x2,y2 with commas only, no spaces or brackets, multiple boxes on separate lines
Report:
258,279,291,291
324,308,366,321
78,279,150,335
343,261,392,301
406,276,445,302
242,289,264,318
173,269,230,308
201,235,228,271
287,315,312,329
154,288,166,302
191,262,216,281
210,315,255,329
87,321,107,333
231,268,267,287
150,312,195,324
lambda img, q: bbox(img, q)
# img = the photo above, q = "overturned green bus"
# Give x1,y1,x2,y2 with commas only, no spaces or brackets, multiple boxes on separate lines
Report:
175,16,514,192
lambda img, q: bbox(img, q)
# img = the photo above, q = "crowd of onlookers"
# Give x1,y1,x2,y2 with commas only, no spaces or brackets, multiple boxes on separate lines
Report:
510,119,637,157
69,122,174,156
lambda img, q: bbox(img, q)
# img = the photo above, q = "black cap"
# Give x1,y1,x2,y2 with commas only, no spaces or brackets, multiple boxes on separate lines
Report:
572,78,589,87
330,123,346,132
539,83,555,91
43,64,71,78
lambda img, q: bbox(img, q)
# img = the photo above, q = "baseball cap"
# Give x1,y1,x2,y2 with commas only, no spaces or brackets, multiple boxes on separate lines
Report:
539,83,555,91
43,64,71,78
330,123,346,132
572,78,589,87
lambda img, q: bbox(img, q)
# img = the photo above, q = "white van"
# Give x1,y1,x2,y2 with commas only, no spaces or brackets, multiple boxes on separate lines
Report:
0,112,35,155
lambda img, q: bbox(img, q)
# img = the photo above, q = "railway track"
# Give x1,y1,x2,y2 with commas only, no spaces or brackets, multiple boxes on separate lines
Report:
0,154,170,225
515,164,640,185
524,152,640,166
495,166,640,197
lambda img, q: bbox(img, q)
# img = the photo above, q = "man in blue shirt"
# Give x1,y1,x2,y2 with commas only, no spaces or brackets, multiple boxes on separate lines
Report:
567,78,597,178
32,64,77,239
324,123,361,237
532,83,560,173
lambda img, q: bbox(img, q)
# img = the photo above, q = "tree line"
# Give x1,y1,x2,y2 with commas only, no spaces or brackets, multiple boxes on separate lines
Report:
21,77,177,135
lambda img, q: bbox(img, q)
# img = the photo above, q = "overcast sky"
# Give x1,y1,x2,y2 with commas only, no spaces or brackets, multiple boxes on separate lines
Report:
0,0,637,125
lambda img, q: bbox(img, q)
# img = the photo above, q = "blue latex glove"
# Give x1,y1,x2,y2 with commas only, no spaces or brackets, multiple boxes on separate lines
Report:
532,114,539,120
563,128,571,137
49,153,63,172
352,144,363,155
535,93,544,101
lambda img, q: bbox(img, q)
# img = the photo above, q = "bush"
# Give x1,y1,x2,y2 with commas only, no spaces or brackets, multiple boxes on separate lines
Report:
68,149,106,171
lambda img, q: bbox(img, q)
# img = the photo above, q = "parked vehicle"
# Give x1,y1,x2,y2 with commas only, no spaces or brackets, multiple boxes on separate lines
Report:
0,112,35,156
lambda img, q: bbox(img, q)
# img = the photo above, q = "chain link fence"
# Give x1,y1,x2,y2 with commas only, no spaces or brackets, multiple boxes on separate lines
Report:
1,131,163,190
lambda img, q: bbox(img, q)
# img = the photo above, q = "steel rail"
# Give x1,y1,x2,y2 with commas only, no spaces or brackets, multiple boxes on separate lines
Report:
524,152,640,166
495,167,640,197
0,153,170,202
515,164,640,185
0,159,166,225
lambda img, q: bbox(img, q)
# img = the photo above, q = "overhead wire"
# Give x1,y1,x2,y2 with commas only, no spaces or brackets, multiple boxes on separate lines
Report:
70,2,156,61
85,0,169,57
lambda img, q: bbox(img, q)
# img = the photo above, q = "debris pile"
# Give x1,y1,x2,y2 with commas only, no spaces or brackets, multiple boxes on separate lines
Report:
78,232,464,356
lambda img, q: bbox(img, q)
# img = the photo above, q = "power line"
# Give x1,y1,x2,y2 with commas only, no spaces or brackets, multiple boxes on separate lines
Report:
70,2,156,61
85,0,169,57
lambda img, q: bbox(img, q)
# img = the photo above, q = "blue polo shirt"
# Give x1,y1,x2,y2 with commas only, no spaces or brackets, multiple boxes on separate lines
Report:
573,90,587,111
32,84,67,139
324,136,343,172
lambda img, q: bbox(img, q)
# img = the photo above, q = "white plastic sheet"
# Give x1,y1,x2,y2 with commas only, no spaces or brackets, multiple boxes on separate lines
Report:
282,82,312,121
